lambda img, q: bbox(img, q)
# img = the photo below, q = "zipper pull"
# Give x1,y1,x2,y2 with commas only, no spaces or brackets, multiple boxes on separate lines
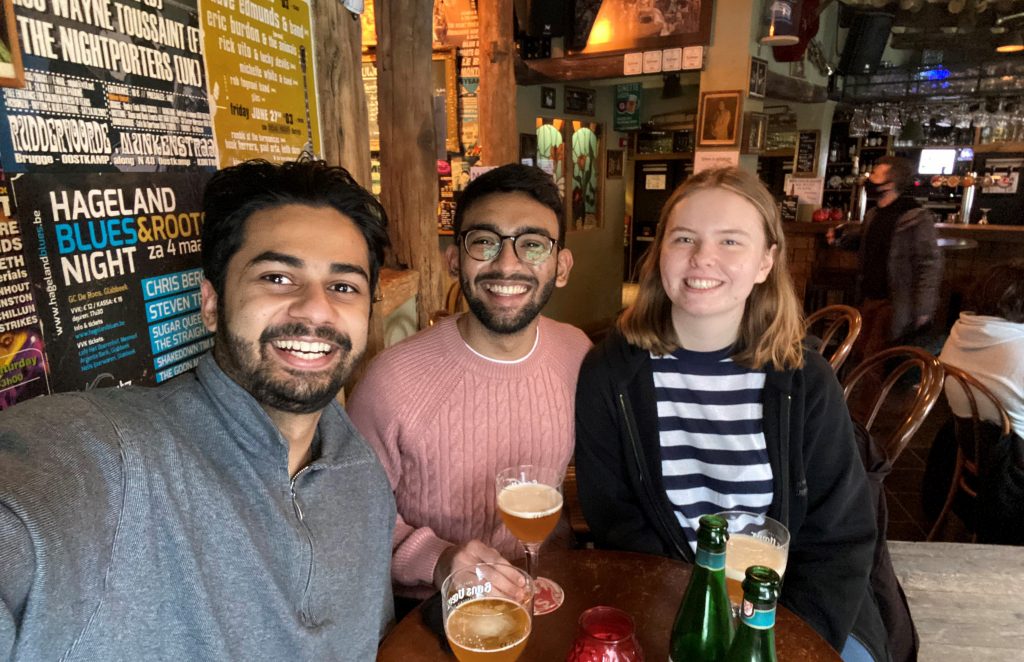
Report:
290,481,304,522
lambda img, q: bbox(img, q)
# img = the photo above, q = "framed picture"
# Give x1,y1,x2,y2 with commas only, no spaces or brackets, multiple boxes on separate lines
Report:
606,149,623,178
697,90,742,148
0,0,25,88
564,86,596,116
519,132,538,166
741,112,768,155
541,86,556,110
748,56,767,99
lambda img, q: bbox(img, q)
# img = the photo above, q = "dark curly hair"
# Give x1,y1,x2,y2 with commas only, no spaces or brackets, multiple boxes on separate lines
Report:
201,159,389,296
969,259,1024,323
453,164,565,245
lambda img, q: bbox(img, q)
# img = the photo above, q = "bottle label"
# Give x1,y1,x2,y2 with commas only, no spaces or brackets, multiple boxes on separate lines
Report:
739,600,776,630
695,548,725,571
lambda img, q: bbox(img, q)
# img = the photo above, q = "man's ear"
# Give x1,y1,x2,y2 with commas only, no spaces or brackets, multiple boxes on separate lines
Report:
200,279,219,332
554,248,574,288
444,243,460,278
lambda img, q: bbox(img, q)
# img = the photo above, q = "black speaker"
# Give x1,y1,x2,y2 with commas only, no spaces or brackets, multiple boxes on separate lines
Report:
838,11,894,75
514,0,566,38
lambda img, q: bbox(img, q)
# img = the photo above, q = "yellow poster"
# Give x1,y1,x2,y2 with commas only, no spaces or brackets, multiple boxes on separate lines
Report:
201,0,321,166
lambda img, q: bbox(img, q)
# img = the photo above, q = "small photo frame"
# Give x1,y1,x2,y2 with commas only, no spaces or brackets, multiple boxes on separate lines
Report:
606,149,623,179
564,85,596,116
541,86,556,110
741,112,768,155
519,132,538,166
0,0,25,88
697,90,742,148
748,56,767,99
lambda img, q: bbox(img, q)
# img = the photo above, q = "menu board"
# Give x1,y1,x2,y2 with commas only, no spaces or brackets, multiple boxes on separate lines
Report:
11,171,211,394
794,130,820,176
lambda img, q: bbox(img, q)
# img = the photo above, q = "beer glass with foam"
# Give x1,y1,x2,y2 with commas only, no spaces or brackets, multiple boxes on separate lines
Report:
714,510,790,610
442,563,534,662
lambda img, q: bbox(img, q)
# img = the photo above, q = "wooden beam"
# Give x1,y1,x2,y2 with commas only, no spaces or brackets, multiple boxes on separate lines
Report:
313,2,371,186
479,0,517,164
374,0,446,328
515,53,626,85
765,70,828,104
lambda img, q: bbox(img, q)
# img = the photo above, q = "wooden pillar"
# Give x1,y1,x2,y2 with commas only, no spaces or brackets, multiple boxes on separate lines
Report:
375,0,445,327
313,2,371,186
478,0,517,164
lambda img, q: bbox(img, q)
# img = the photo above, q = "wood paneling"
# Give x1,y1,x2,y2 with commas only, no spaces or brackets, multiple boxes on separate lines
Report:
479,0,517,164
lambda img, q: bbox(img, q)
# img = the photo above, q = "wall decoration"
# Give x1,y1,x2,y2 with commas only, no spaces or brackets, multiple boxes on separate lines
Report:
519,133,538,166
570,120,603,229
614,83,642,131
697,90,742,148
541,86,556,109
606,149,624,178
571,0,714,56
564,86,597,116
741,112,769,154
794,129,820,176
0,0,24,88
748,56,767,99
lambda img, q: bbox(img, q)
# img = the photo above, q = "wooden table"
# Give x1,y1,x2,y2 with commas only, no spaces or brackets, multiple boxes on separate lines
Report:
378,548,840,661
889,541,1024,661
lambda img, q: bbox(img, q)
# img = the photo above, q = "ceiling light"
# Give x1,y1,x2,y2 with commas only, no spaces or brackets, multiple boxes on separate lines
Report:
996,31,1024,53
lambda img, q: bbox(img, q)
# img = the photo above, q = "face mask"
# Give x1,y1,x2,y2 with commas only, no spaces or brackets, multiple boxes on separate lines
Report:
864,180,889,199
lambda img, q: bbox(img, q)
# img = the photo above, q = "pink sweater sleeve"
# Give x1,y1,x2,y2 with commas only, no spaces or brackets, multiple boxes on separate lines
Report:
346,362,453,590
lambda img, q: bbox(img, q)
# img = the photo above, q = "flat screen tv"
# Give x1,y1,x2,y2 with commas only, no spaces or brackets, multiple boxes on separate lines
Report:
917,148,957,175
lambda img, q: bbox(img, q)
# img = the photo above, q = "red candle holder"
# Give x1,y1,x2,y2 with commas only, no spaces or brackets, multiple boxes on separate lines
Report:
566,606,644,662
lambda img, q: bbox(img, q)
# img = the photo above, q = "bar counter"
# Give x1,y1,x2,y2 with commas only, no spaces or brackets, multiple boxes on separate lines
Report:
784,222,1024,326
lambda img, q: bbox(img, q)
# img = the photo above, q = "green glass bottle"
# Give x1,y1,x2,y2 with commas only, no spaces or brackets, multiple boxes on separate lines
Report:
723,565,781,662
669,514,734,662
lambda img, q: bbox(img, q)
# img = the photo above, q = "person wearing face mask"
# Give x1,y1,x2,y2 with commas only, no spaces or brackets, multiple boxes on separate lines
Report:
827,156,943,364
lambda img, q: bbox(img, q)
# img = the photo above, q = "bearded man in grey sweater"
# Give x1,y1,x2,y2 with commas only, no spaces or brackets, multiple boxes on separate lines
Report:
0,160,396,660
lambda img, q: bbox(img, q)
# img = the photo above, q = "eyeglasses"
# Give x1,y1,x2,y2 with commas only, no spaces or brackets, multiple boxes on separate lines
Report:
459,229,557,266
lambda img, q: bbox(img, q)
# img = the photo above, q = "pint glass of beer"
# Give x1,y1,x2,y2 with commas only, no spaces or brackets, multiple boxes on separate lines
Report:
442,563,534,662
715,510,790,609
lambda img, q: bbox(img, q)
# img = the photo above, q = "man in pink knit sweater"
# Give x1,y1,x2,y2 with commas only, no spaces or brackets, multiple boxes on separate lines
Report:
347,165,591,607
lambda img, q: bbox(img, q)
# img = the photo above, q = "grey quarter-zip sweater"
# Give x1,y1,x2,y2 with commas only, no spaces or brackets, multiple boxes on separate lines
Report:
0,354,395,661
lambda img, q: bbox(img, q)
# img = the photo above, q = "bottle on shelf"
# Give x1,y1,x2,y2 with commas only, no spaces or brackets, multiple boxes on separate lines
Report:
668,514,734,662
723,566,781,662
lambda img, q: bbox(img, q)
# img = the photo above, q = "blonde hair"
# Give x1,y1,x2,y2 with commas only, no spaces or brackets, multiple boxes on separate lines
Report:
619,167,805,371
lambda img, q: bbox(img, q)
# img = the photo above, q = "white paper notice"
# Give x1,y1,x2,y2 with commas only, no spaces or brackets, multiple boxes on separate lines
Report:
645,174,667,190
642,51,663,74
682,46,704,70
694,151,740,173
783,175,825,206
662,48,682,71
624,52,644,76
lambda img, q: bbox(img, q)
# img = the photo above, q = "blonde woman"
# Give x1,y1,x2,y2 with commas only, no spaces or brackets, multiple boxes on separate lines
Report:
575,168,885,661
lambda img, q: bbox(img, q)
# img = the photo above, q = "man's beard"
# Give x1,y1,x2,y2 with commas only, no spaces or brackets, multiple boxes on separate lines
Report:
213,311,360,414
461,270,557,335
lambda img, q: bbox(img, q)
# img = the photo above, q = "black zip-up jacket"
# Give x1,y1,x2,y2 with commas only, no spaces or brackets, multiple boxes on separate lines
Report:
575,331,886,659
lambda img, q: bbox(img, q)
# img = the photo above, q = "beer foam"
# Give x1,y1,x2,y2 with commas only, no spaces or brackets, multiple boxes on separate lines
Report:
497,482,563,519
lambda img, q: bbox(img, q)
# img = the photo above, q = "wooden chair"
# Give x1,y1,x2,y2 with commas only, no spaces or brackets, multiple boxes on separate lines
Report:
562,460,593,547
926,363,1013,542
805,304,862,372
842,346,945,464
428,280,466,326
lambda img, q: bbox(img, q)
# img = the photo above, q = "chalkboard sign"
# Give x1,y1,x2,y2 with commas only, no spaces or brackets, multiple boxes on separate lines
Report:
794,130,820,175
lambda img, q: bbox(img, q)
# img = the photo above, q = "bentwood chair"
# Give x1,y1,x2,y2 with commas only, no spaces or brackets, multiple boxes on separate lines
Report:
805,304,862,373
562,460,593,548
926,363,1013,542
428,280,466,326
842,346,945,464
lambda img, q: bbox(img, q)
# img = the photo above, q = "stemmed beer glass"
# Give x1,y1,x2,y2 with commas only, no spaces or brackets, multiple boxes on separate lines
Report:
715,510,790,612
442,562,534,661
496,464,565,615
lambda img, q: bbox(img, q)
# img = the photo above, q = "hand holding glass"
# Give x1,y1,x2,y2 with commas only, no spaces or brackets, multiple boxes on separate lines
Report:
442,563,534,662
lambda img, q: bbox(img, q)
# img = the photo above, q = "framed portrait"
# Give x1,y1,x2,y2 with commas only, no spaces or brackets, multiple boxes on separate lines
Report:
741,112,768,155
0,0,25,88
541,86,556,110
697,90,742,148
564,86,596,116
748,56,767,99
606,149,623,179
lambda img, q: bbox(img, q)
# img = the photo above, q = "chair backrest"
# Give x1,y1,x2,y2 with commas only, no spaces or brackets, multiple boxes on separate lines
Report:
842,345,945,463
428,280,467,326
942,362,1012,480
805,304,862,372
